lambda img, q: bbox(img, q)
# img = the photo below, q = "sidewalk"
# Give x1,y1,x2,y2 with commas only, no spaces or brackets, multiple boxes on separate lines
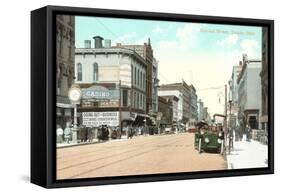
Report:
56,140,99,148
226,135,268,169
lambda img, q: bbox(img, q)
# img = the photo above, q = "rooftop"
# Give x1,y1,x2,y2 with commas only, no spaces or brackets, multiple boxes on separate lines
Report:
75,47,147,66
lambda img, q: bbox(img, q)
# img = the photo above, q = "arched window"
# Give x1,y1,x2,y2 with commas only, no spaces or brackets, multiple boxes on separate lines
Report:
77,63,82,81
93,62,98,81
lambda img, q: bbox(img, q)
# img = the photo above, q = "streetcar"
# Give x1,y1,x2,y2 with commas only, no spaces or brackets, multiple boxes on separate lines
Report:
187,120,197,133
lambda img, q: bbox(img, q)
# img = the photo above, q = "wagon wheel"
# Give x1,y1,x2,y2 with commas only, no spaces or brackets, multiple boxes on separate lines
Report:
198,138,202,153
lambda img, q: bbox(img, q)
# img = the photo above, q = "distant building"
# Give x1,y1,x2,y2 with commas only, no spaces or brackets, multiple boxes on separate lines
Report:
160,95,179,123
158,96,173,127
159,80,198,125
189,84,198,122
197,99,204,121
158,89,183,124
260,27,268,132
75,36,148,130
203,107,209,121
237,54,261,131
228,64,242,129
56,15,75,129
158,80,190,124
152,58,160,115
229,65,243,106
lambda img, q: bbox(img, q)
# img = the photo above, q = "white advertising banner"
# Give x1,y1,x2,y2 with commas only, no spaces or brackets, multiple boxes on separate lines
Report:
82,112,119,127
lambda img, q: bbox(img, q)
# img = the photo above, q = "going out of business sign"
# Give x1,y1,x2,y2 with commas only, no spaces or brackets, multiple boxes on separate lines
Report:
82,112,119,127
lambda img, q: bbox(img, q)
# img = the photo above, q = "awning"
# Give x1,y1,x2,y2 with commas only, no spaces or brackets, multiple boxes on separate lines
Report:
56,103,74,108
132,113,150,119
137,113,150,118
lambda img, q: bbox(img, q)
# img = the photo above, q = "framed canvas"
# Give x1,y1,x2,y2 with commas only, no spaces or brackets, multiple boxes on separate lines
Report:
31,5,274,188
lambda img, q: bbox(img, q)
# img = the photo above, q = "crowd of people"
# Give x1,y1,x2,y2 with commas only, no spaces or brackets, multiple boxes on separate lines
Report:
56,124,162,145
233,124,252,142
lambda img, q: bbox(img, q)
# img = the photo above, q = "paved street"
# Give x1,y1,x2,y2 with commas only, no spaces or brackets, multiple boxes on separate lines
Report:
57,133,226,179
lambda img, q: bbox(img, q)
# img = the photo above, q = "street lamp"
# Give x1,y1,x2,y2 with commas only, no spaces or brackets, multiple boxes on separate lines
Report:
68,84,82,143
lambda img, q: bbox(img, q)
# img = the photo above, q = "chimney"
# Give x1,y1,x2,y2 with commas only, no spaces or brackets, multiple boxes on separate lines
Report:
84,40,91,49
239,61,242,66
104,39,111,48
93,36,104,48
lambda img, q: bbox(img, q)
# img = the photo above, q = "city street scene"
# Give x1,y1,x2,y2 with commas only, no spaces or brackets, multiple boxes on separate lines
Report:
56,15,269,180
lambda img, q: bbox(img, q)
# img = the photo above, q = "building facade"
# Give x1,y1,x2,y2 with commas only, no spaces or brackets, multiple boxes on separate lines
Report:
56,15,75,129
158,89,183,124
158,96,173,128
260,27,268,132
75,36,148,130
228,64,242,129
114,39,155,115
237,54,262,131
203,107,212,124
158,80,199,125
160,95,179,123
158,80,191,124
189,85,198,123
152,58,159,115
197,99,204,122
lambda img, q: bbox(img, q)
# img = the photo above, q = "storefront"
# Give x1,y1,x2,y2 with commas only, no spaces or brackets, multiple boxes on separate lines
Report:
56,96,74,129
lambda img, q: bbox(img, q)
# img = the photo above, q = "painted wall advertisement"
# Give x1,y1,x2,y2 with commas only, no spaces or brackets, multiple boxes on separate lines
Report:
82,112,119,127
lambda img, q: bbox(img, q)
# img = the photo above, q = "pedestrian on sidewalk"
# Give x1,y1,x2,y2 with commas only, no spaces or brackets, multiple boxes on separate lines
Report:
64,123,72,144
123,125,128,138
87,127,94,142
229,127,234,151
127,126,133,139
56,125,63,143
234,126,240,142
246,124,252,142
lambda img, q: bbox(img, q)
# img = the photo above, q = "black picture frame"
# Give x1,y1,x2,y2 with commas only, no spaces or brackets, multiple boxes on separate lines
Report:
31,5,274,188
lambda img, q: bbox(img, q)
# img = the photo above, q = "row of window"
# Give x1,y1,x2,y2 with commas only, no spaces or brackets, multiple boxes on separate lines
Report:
133,66,146,90
76,62,146,88
122,89,145,110
133,91,145,110
76,63,98,82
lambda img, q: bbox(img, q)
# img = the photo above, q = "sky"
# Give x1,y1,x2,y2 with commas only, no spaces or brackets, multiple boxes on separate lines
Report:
75,16,262,116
